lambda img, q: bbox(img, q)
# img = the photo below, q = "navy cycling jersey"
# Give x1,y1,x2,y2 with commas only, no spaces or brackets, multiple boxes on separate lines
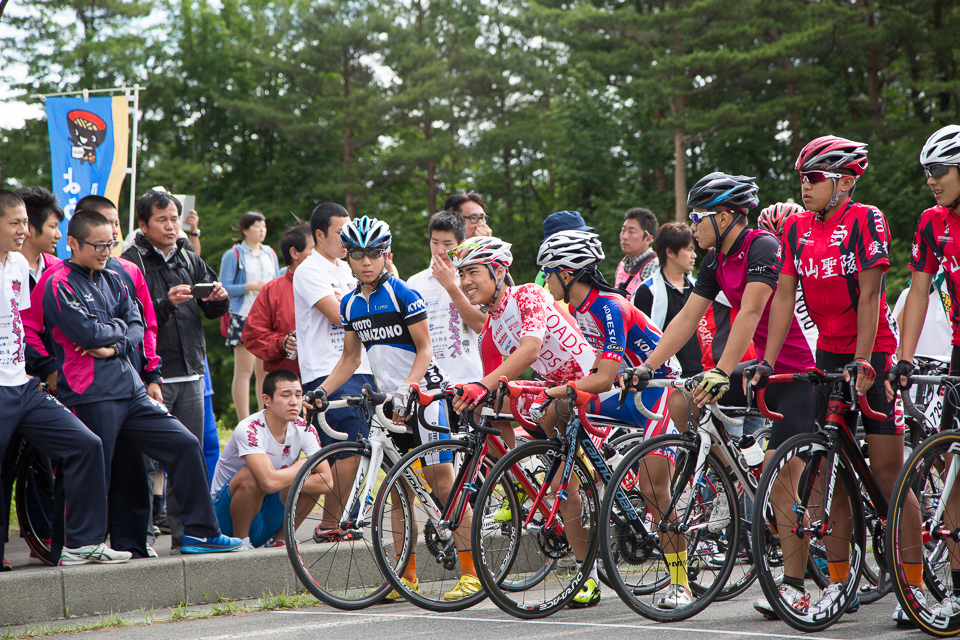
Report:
574,288,680,378
340,276,447,394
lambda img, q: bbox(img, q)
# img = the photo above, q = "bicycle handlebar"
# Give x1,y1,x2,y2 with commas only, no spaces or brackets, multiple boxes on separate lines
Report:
623,378,742,428
303,384,404,440
755,369,889,422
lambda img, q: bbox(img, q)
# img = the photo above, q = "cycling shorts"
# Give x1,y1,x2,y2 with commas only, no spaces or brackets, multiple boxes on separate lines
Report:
387,398,453,466
816,350,904,437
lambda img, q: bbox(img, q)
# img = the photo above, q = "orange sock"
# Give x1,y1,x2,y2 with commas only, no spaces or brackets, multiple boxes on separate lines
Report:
827,560,850,583
904,562,924,589
458,550,476,577
398,553,417,582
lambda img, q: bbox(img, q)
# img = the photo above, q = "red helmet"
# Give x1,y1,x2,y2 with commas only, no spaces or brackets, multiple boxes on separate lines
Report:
758,202,804,237
795,135,869,176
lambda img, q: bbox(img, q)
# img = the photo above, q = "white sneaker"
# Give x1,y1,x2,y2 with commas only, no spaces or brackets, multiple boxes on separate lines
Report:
239,537,256,551
893,587,927,625
932,594,960,618
810,582,845,616
146,543,159,558
60,543,133,566
708,496,730,532
656,583,694,609
755,583,809,619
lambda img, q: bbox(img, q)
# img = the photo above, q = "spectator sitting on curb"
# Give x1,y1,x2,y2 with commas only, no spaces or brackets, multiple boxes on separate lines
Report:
242,223,314,376
209,369,330,549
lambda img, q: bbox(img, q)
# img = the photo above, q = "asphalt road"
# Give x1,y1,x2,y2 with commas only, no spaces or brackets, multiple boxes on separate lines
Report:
67,582,925,640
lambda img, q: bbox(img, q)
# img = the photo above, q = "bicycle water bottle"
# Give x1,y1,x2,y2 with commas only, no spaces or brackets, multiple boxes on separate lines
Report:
738,435,764,481
601,441,624,469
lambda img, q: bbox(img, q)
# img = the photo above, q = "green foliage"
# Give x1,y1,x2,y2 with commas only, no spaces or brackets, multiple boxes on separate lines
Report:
2,0,960,415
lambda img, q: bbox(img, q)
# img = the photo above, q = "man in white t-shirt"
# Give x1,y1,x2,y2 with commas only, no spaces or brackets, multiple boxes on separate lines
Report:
407,211,483,386
0,190,131,567
293,202,376,446
211,369,328,549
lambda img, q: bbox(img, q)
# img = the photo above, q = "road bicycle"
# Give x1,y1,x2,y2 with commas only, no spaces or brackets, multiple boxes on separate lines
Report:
751,368,896,632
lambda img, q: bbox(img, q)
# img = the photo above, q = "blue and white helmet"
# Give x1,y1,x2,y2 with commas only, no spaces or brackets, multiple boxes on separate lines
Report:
340,216,391,251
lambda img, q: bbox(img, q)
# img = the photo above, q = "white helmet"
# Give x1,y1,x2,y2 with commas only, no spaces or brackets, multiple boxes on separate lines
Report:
920,125,960,166
537,230,604,271
449,236,513,270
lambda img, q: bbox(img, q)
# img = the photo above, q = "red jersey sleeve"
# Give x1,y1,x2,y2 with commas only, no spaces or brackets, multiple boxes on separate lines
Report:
513,284,548,341
779,216,800,277
856,206,891,272
909,209,941,274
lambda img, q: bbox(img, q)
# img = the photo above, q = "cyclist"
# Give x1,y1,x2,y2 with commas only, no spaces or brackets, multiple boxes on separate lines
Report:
314,216,479,602
447,236,599,605
887,123,960,619
624,172,818,617
536,229,693,609
757,202,804,237
760,135,915,623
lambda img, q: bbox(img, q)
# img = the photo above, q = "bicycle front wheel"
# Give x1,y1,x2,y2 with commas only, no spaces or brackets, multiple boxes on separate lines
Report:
752,432,866,633
14,444,56,566
471,439,598,618
888,429,960,636
285,441,401,609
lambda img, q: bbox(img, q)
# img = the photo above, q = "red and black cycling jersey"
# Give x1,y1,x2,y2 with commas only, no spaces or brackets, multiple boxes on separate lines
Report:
780,201,898,355
910,205,960,345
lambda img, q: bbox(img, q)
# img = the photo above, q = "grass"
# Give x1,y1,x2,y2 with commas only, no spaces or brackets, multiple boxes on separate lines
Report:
0,588,321,639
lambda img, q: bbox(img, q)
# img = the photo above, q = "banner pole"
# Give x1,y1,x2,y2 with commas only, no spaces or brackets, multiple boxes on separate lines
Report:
127,85,141,238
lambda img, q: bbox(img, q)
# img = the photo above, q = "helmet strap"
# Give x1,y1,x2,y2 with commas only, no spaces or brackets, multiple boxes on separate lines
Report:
480,264,507,313
556,269,588,304
714,212,744,256
359,269,390,293
818,178,852,220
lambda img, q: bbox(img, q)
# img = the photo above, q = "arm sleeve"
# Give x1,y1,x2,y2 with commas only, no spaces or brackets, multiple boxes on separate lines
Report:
744,234,781,289
235,422,268,458
633,285,653,317
339,293,354,331
856,207,891,272
397,280,429,325
219,248,246,299
241,285,286,362
691,251,722,300
514,284,548,341
909,215,941,274
44,278,131,350
296,419,323,457
130,266,162,379
597,301,627,364
779,220,799,277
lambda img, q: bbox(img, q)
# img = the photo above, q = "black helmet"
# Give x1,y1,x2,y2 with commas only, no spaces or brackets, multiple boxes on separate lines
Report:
686,172,760,214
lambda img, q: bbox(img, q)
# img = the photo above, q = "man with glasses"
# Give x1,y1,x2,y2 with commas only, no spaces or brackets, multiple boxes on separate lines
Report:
42,209,242,555
443,192,492,238
615,207,659,297
120,189,229,553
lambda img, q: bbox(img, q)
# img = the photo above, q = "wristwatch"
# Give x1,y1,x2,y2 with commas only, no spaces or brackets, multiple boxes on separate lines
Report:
187,230,201,237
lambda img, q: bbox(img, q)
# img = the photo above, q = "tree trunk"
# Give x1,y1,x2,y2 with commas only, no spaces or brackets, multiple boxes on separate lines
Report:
673,129,686,222
425,118,437,214
342,49,356,217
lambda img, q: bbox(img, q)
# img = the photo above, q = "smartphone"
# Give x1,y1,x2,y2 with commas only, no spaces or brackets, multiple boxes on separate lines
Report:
192,283,215,299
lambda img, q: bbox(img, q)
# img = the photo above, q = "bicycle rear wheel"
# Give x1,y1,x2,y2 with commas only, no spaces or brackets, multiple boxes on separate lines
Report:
372,439,492,612
888,430,960,636
752,432,866,632
599,432,738,621
15,444,56,566
285,441,401,609
471,439,598,618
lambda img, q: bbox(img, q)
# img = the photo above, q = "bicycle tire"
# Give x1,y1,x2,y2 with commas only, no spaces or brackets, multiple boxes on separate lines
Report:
14,444,56,566
752,432,866,632
471,439,598,618
372,438,497,612
285,441,401,609
888,430,960,636
598,432,738,621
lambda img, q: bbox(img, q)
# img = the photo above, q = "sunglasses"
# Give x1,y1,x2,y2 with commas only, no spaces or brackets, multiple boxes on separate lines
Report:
924,164,956,179
78,239,120,253
347,249,385,260
688,210,720,225
800,171,845,184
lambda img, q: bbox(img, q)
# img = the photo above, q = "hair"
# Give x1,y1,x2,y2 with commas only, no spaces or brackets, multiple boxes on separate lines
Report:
68,209,111,242
310,202,349,240
654,222,695,266
624,207,659,239
0,189,25,219
428,210,467,244
75,195,117,215
280,223,311,266
15,187,64,232
443,192,485,214
263,368,301,399
135,189,182,225
232,210,267,243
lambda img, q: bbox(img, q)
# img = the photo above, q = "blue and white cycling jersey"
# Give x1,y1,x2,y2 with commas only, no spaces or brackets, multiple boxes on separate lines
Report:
340,276,448,395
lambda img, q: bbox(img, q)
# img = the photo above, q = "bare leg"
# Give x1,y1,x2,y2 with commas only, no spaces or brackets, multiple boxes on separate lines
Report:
231,345,257,421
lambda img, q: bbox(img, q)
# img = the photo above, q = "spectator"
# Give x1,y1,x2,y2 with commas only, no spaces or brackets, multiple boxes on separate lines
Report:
242,223,313,376
615,207,659,297
15,187,62,289
408,212,487,367
219,211,280,420
120,189,229,552
634,222,703,376
443,192,492,238
210,369,329,549
293,202,375,535
0,192,130,568
41,209,241,554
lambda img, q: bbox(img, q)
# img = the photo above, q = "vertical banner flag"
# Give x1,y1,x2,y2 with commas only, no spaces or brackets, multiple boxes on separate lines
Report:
46,96,129,256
